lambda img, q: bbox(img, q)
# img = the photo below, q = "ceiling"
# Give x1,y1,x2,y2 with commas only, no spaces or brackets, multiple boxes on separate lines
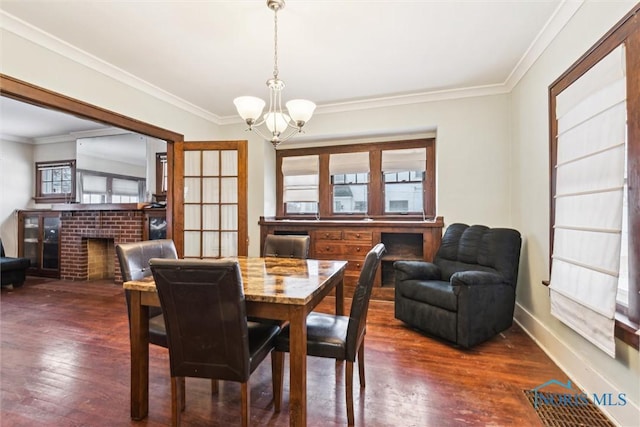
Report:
0,0,580,139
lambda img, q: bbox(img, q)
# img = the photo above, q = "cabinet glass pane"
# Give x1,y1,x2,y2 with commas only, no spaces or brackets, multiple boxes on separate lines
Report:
203,151,219,175
203,205,219,231
202,178,219,203
184,151,201,176
221,150,237,176
184,205,201,229
149,217,167,240
220,178,237,203
42,242,59,269
221,205,237,230
23,242,38,266
203,232,220,258
183,231,201,257
221,232,237,257
184,178,201,203
43,217,60,243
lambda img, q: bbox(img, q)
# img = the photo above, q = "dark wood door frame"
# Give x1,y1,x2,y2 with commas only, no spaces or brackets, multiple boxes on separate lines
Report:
0,74,184,246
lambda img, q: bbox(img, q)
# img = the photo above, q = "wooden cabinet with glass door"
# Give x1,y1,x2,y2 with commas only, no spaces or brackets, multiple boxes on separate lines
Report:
18,210,61,278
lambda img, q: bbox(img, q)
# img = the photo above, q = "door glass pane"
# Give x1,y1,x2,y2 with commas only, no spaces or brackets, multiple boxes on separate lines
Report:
202,205,220,230
184,151,201,176
184,205,201,230
203,231,220,258
184,178,201,203
202,178,219,203
221,150,237,175
183,231,201,257
203,151,219,175
220,178,237,203
221,232,237,256
221,205,238,230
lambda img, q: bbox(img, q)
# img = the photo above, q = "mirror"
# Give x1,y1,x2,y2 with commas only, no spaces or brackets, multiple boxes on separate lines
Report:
76,133,166,203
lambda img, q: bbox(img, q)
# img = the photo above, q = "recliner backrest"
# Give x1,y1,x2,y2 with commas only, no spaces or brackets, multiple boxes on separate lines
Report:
345,243,385,360
263,235,310,259
149,258,251,382
434,224,521,287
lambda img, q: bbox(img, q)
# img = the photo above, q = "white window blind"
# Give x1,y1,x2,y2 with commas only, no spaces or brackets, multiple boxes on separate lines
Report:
282,155,319,203
329,152,370,175
112,178,139,196
381,148,426,172
82,175,107,193
550,45,627,357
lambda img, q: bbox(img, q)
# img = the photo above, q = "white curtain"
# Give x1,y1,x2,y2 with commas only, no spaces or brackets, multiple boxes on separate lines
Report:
282,155,319,203
381,147,426,172
550,45,627,357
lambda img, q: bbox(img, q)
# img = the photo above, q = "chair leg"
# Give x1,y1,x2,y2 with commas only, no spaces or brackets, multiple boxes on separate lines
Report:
272,350,284,412
241,381,250,427
211,379,219,395
180,377,186,411
346,361,354,426
171,377,184,427
358,341,365,388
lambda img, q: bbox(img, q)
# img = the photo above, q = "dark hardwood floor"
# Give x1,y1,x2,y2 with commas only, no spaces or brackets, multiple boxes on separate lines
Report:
0,276,570,426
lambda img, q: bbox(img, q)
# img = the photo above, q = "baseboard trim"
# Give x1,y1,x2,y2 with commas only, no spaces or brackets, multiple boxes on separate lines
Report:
514,303,639,427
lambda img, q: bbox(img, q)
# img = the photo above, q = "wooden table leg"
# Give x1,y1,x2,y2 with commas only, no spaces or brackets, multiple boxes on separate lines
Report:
130,290,150,420
335,277,344,316
288,307,307,427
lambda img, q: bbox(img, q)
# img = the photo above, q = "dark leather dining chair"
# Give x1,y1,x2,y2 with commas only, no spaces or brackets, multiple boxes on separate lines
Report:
263,234,310,258
116,239,178,348
149,258,281,427
272,243,385,426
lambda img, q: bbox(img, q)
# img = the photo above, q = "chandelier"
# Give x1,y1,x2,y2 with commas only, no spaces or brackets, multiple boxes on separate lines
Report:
233,0,315,148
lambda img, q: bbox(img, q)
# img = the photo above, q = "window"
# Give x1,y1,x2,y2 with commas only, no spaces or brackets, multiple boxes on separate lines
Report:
330,152,370,214
78,170,144,204
35,160,76,203
282,155,319,215
548,5,639,351
276,138,435,219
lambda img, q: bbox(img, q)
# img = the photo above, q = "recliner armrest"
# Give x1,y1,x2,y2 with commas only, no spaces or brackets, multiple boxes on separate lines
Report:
393,260,441,281
450,270,505,288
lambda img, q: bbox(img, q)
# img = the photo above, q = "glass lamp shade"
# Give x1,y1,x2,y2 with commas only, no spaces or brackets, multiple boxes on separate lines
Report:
264,112,291,134
233,96,266,122
286,99,316,124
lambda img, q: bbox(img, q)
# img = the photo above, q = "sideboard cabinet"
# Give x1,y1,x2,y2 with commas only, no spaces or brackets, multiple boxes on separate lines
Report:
18,210,62,278
259,217,444,301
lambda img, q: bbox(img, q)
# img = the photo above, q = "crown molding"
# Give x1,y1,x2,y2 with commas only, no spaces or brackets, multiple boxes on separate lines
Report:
504,0,584,91
0,133,33,144
0,11,221,124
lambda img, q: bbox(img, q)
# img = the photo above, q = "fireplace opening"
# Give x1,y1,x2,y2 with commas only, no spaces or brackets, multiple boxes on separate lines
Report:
86,238,115,280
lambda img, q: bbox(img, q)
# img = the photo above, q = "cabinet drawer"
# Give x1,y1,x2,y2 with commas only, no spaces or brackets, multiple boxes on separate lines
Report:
315,242,370,256
343,231,372,242
314,230,343,240
345,258,366,273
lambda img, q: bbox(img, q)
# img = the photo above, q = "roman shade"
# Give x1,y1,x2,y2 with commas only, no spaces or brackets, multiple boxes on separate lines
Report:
282,155,319,203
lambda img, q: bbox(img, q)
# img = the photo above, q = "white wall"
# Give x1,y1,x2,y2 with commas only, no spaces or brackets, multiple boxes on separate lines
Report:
0,139,34,256
510,2,639,425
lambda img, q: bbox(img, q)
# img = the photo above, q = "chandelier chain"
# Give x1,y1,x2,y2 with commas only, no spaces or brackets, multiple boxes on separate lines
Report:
273,9,279,80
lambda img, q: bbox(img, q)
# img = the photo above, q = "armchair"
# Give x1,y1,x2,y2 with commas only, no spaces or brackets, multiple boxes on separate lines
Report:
394,223,521,348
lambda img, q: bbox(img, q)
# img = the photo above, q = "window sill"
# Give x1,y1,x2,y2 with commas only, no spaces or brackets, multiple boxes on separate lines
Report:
541,280,638,350
33,196,76,204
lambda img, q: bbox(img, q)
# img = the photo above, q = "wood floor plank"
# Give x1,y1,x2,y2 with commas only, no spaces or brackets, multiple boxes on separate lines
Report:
1,277,568,426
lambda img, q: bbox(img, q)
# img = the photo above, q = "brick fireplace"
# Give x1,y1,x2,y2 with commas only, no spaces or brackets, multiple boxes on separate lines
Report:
60,209,145,282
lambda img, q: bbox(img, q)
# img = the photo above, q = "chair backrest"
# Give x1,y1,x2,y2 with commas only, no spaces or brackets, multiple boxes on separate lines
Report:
263,234,310,259
116,239,177,318
116,239,178,282
149,258,251,382
345,243,385,360
434,223,522,287
0,238,5,257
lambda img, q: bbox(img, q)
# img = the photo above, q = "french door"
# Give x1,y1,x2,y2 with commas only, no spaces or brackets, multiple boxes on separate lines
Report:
171,141,248,258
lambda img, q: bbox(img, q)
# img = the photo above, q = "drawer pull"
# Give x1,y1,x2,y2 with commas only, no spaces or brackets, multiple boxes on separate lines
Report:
356,247,361,252
356,233,360,238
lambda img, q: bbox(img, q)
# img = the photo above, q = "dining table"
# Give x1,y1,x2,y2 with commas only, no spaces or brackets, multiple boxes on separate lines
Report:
123,256,347,427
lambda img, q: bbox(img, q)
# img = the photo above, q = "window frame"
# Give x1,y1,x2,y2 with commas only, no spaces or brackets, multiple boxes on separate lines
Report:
155,152,168,197
276,138,435,220
34,159,76,203
548,4,639,349
77,169,145,204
